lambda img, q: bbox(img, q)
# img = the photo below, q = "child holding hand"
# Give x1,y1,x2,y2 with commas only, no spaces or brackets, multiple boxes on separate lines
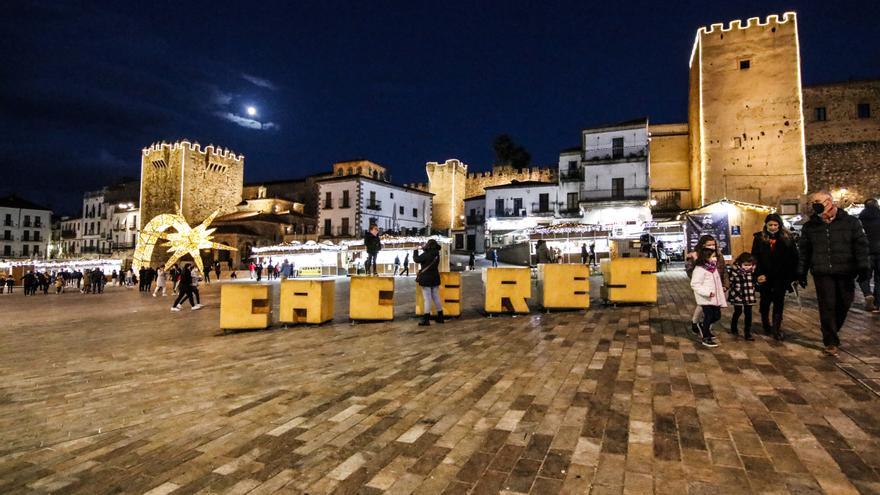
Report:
690,248,728,348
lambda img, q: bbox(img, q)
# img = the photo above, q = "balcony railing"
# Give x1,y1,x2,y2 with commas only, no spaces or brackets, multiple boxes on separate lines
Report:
465,215,485,225
559,169,583,182
583,145,647,164
322,226,355,237
530,204,554,215
112,242,136,250
651,190,685,212
366,200,382,210
579,189,649,202
3,220,13,227
488,208,526,218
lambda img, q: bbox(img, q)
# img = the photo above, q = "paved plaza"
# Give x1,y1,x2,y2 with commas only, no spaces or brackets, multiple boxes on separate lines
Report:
2,270,880,494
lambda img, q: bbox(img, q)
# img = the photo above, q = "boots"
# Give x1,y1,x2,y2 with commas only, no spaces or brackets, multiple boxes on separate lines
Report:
436,311,445,324
772,313,785,341
761,311,773,336
418,313,431,326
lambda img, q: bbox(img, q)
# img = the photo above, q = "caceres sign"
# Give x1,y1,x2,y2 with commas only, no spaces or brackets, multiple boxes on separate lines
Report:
219,263,656,331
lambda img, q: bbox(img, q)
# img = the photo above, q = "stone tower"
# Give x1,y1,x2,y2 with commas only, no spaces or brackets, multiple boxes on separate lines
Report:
688,12,808,208
426,159,468,231
139,140,244,228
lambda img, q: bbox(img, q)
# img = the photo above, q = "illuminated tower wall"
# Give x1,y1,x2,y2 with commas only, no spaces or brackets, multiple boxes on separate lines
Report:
139,140,244,228
688,12,808,208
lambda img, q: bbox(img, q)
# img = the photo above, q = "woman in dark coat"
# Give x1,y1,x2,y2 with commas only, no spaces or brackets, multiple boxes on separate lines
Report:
751,213,799,341
413,239,443,326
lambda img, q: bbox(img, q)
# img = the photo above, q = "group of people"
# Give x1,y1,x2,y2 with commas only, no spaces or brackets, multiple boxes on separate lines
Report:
687,191,876,355
248,259,296,281
5,268,108,295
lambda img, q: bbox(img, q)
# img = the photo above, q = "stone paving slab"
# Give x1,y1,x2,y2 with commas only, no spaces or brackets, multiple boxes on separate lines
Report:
0,270,879,494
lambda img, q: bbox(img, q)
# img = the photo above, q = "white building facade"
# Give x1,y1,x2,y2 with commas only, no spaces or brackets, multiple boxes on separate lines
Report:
317,175,433,239
0,195,52,259
457,195,487,253
563,118,652,225
484,181,560,246
60,181,140,258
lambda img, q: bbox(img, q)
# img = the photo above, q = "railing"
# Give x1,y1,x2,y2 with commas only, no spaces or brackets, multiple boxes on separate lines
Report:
22,221,31,227
530,204,554,215
322,226,355,237
583,145,647,163
465,215,485,225
651,191,685,212
559,169,583,182
366,200,382,210
488,208,526,218
112,242,136,250
579,189,649,202
81,246,111,254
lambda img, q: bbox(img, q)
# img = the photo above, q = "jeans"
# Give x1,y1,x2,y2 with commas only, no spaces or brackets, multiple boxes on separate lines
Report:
813,274,856,347
731,304,753,336
859,254,880,301
365,253,378,274
700,305,721,339
421,286,443,313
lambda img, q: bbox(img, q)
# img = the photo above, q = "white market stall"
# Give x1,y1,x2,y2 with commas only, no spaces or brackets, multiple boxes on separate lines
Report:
250,241,343,277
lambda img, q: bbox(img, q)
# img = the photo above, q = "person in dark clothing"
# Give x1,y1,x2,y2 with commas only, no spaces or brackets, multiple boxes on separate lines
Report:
581,243,588,265
798,191,870,356
400,253,410,277
589,242,597,267
364,224,382,276
536,240,553,264
488,248,498,268
751,213,799,341
171,263,196,311
858,198,880,312
414,239,443,326
468,251,476,271
214,261,221,282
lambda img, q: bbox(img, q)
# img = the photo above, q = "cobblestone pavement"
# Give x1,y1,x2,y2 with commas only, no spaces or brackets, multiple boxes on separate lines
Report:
1,270,880,494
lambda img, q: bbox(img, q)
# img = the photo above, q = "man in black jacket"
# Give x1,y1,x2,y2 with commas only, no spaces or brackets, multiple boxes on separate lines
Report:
859,198,880,312
364,224,381,276
798,191,870,356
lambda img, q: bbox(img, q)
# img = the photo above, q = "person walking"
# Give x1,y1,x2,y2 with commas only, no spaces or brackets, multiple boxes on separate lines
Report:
414,239,443,326
190,266,203,309
751,213,799,341
280,259,290,279
393,255,401,276
400,253,410,277
589,242,597,267
364,224,382,276
798,191,870,356
214,261,221,282
54,275,64,294
488,248,499,268
255,261,263,281
153,267,167,297
581,243,588,265
468,251,475,271
249,261,256,280
686,235,728,335
858,198,880,312
690,247,727,348
726,252,758,341
171,263,197,311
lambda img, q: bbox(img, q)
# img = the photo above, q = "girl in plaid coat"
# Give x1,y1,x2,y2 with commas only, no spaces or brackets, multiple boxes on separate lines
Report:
726,252,758,340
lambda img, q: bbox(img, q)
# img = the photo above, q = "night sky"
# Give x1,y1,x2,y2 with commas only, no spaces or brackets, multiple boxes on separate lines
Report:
2,0,877,215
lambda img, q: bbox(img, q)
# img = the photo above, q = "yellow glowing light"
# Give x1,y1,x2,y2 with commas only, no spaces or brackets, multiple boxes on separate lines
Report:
133,210,236,272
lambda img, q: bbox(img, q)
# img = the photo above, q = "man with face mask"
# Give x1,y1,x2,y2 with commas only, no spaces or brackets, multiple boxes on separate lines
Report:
797,191,870,356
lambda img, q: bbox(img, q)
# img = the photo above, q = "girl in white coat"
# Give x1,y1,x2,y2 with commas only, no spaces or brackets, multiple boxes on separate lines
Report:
690,248,727,348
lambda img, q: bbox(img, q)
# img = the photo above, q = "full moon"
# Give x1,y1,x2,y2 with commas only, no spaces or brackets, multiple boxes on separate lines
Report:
246,106,257,116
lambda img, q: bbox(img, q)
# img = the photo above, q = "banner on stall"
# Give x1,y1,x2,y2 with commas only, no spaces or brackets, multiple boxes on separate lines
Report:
685,212,731,255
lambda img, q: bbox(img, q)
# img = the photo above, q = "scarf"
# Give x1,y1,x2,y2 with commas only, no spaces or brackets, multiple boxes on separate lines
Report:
703,261,717,273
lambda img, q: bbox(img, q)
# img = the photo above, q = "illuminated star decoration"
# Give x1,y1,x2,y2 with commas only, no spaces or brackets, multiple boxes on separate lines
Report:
159,211,235,272
133,210,236,273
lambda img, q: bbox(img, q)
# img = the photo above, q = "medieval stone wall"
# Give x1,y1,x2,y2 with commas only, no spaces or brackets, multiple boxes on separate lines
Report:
139,141,243,228
807,141,880,202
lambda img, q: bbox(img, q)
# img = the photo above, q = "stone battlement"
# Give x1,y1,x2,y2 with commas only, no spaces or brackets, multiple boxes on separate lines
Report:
141,140,244,161
699,12,796,35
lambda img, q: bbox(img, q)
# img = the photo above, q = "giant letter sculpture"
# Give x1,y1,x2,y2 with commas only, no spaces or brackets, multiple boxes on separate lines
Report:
350,276,394,321
220,284,270,330
416,272,462,317
279,279,335,325
483,267,531,314
538,264,590,310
